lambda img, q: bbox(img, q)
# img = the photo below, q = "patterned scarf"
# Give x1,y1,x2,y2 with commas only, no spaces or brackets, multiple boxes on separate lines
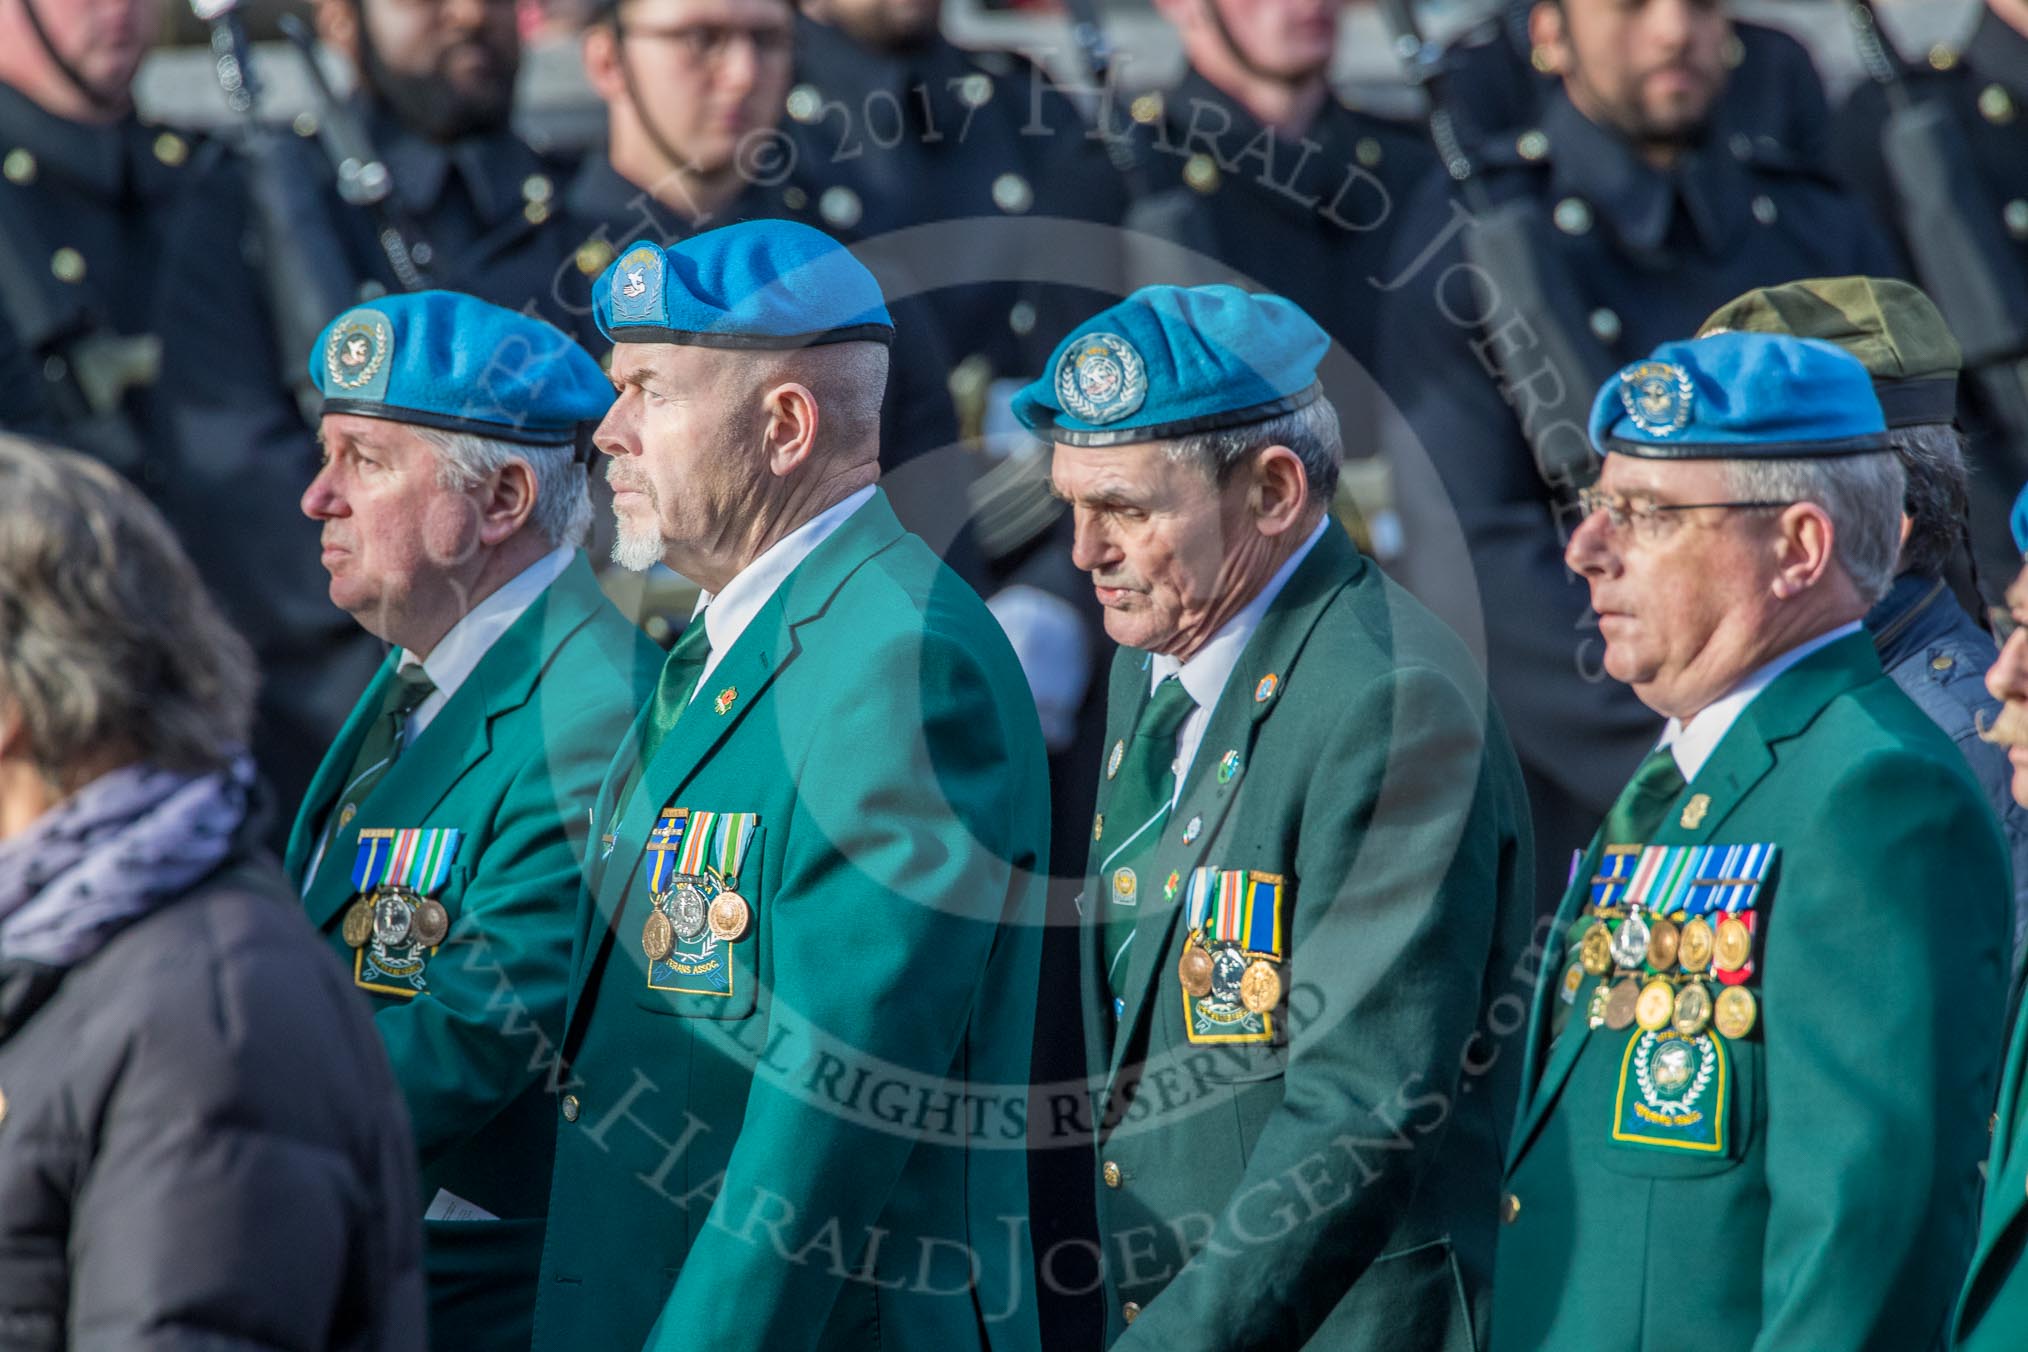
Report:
0,755,254,969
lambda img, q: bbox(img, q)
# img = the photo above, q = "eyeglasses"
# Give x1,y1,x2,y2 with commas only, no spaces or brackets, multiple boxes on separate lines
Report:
1576,487,1796,538
618,22,795,67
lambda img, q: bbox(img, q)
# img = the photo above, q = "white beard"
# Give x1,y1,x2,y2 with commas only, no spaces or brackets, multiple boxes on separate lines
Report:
610,515,665,573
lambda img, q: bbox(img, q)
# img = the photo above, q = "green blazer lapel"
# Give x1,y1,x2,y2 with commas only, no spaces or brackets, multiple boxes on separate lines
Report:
1960,1008,2028,1336
1507,834,1610,1172
285,654,397,888
1082,652,1153,1104
1104,527,1360,1097
564,492,908,1038
1508,631,1880,1169
302,554,608,930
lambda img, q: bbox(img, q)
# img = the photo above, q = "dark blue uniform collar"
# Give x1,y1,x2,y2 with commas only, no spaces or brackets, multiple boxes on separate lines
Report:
1160,67,1396,214
1967,5,2028,100
0,81,149,200
1865,570,1983,671
1540,88,1750,257
364,96,538,228
565,150,790,244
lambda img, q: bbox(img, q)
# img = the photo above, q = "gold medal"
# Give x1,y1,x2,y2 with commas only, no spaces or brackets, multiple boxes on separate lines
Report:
1578,921,1613,975
1239,959,1282,1014
411,899,450,947
341,899,373,949
1672,981,1712,1036
708,890,751,942
1645,916,1680,971
1714,985,1758,1039
1678,916,1714,972
1177,941,1214,998
641,908,674,962
1604,977,1640,1030
1634,978,1675,1032
1713,915,1752,973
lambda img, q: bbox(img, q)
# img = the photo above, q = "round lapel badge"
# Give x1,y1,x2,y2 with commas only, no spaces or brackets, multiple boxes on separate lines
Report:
1106,739,1125,780
1055,332,1147,425
1254,673,1278,704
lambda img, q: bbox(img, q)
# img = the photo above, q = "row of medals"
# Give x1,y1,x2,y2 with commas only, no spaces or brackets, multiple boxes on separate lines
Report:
1571,906,1759,1040
342,886,449,950
1177,933,1282,1014
642,879,751,961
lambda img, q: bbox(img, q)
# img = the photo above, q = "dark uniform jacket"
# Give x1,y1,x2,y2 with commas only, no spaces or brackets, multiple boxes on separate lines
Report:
1378,88,1903,919
1081,524,1533,1350
148,100,587,853
1832,5,2028,594
0,81,197,479
0,844,426,1351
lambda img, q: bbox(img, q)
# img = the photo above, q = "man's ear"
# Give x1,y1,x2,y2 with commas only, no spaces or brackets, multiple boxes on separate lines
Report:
762,383,820,477
1769,501,1836,599
582,22,624,103
1249,445,1312,538
315,0,361,66
477,459,539,546
1528,0,1569,75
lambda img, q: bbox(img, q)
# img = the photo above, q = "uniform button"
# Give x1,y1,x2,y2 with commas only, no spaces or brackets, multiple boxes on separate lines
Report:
561,1094,581,1122
1102,1160,1122,1188
50,247,85,284
1552,197,1591,236
1932,653,1955,672
1183,153,1220,194
2005,200,2028,241
1750,195,1778,226
1130,92,1163,126
1502,1192,1521,1223
1515,129,1548,162
3,147,35,184
1123,1301,1141,1324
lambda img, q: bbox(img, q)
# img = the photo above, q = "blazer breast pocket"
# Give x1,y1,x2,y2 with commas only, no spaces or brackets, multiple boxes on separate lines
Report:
629,817,764,1022
1597,1028,1759,1179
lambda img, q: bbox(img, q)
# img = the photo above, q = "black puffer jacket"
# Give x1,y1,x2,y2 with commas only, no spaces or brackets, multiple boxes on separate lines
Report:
0,850,425,1350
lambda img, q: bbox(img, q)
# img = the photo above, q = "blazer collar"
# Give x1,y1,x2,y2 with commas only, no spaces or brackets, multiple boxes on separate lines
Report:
1097,526,1365,1104
292,552,609,928
1508,631,1882,1166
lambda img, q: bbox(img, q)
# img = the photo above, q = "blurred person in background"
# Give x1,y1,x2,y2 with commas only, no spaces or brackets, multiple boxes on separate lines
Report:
0,0,198,477
0,435,425,1351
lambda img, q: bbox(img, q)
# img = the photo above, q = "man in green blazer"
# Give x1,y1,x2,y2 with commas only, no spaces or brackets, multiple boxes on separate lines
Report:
1955,502,2028,1351
1012,284,1534,1348
1497,332,2010,1350
287,291,660,1348
533,221,1049,1352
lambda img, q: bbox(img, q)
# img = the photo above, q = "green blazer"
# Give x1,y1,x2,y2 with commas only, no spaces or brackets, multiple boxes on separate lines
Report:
285,551,659,1350
1954,966,2028,1349
1496,632,2009,1352
1079,524,1534,1350
532,491,1049,1352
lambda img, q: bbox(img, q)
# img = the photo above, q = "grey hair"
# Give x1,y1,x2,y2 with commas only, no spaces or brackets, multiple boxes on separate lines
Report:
1722,450,1907,605
415,428,593,549
1159,396,1343,501
0,437,255,784
1886,422,1970,581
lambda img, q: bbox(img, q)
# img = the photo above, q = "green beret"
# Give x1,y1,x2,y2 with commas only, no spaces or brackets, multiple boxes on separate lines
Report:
1696,276,1961,428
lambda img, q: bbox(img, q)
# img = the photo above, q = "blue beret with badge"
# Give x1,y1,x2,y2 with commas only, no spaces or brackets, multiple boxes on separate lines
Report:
593,219,893,349
1588,332,1889,459
1011,284,1331,447
310,290,612,446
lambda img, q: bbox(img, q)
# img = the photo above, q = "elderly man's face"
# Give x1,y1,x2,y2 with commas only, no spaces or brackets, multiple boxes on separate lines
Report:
1565,454,1784,718
597,343,765,577
1982,565,2028,807
1051,441,1272,657
301,414,486,639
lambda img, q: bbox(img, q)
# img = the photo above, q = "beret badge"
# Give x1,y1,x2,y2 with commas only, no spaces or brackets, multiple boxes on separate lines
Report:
1618,360,1695,437
326,311,392,394
1056,332,1147,426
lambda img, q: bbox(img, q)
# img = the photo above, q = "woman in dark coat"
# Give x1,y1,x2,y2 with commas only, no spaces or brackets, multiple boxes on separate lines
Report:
0,438,425,1350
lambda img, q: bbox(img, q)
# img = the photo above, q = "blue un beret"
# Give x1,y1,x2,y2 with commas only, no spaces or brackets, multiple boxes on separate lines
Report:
593,219,893,349
310,290,612,446
1012,284,1330,447
1588,331,1889,460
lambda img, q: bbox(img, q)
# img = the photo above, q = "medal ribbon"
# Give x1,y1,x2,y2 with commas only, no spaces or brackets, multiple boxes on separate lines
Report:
710,812,758,884
351,827,461,895
676,809,716,876
1589,847,1640,909
1679,841,1778,915
1242,874,1282,960
1184,869,1282,957
646,808,690,895
352,828,394,892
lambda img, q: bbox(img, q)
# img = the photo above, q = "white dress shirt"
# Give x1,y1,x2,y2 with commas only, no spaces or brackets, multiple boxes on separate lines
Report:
688,486,877,688
304,545,574,888
1148,517,1330,802
1657,620,1862,781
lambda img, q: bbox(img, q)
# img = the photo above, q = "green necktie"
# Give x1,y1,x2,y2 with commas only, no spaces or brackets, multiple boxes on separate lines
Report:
618,616,714,812
1597,745,1688,848
333,662,436,827
1100,676,1198,1007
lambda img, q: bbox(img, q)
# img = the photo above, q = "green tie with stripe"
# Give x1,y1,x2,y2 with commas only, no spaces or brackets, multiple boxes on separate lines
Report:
1598,745,1688,849
1100,675,1197,1008
618,616,715,814
333,663,436,829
